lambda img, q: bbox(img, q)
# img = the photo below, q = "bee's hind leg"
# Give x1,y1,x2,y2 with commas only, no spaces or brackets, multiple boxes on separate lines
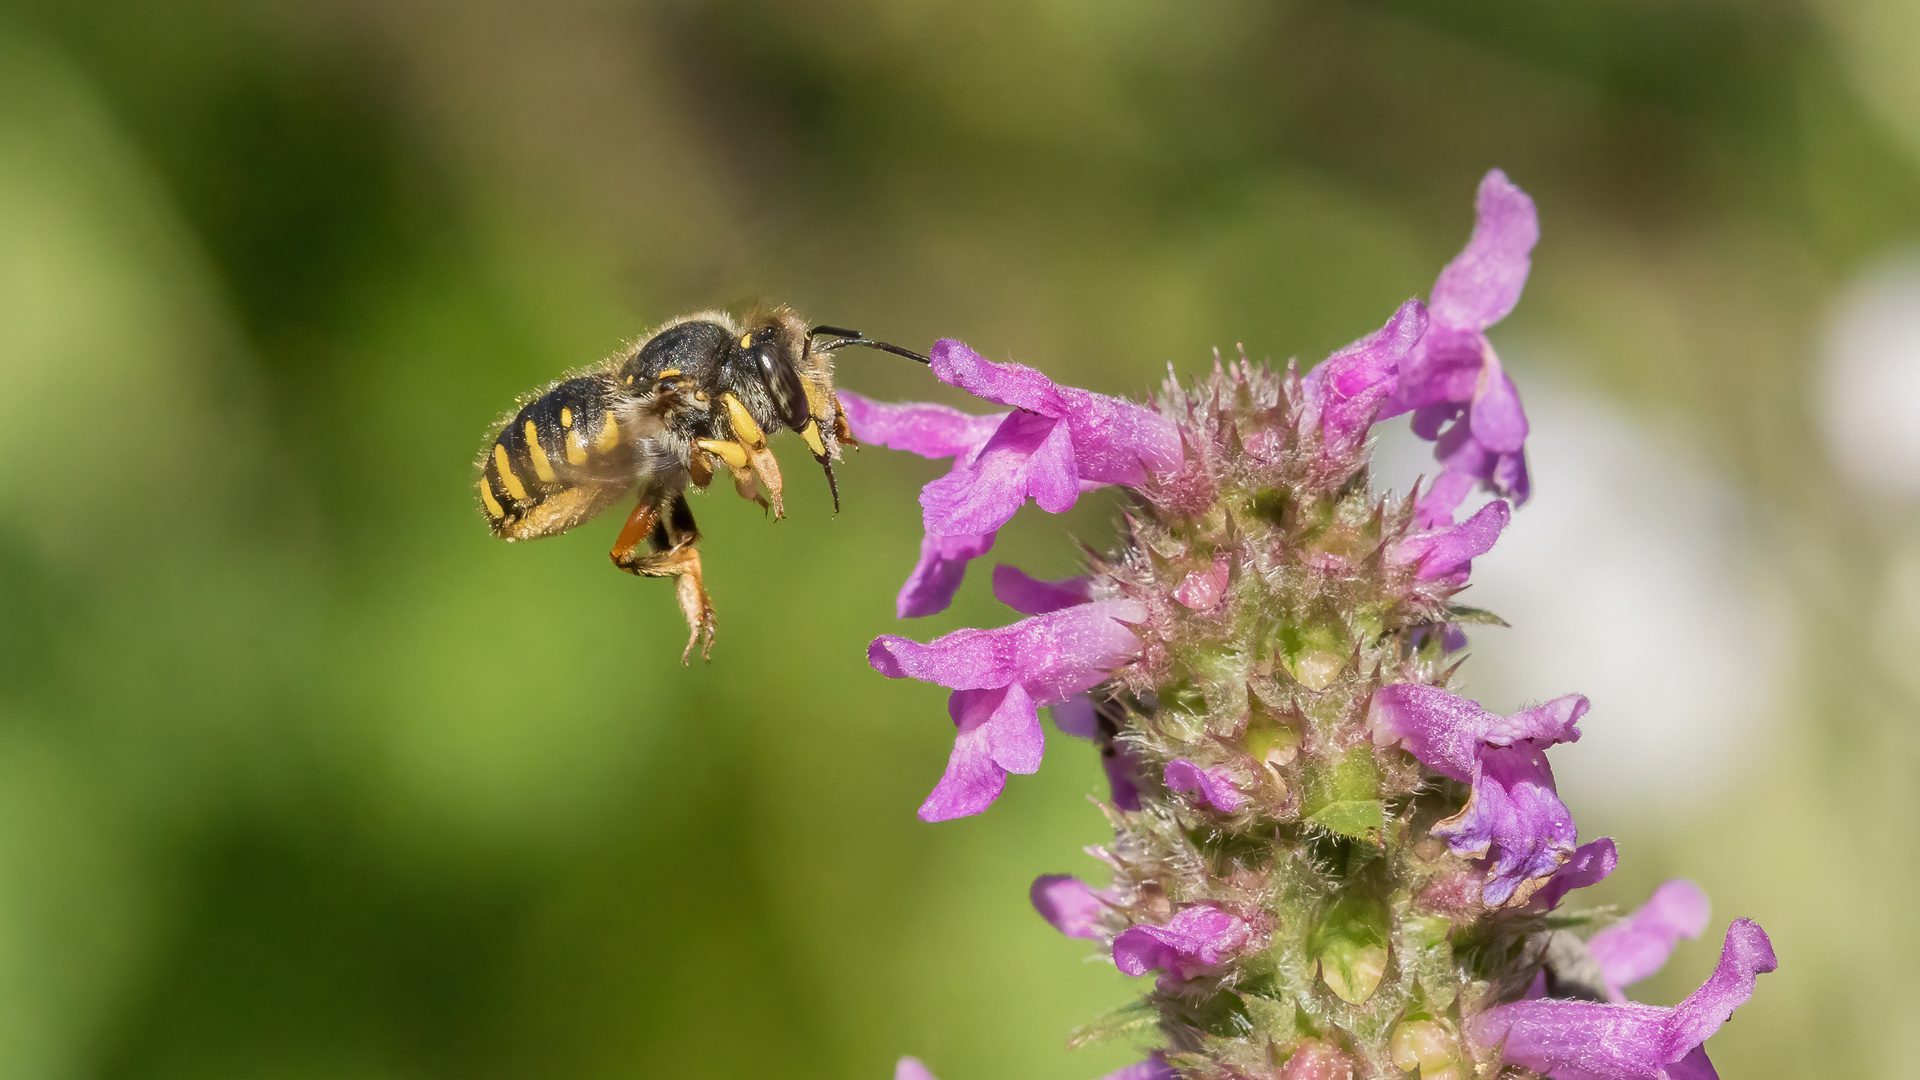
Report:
610,494,716,663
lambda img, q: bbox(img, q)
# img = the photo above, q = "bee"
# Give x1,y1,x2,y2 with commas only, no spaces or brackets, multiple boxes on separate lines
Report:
477,303,926,662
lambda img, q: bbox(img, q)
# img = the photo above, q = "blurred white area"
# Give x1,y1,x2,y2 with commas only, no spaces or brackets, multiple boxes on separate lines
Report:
1373,375,1790,820
1817,255,1920,498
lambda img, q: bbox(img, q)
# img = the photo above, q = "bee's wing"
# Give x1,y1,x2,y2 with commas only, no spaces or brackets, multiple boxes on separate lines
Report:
479,374,649,541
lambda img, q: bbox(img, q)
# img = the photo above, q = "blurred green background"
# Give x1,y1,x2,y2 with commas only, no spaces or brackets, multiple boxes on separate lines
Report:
2,1,1918,1077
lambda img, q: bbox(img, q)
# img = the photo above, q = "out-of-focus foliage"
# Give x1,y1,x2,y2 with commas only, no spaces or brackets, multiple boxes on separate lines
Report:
0,1,1914,1078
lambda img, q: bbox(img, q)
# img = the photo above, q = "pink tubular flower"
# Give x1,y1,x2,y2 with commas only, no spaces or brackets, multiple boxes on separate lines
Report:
1163,759,1245,812
869,599,1147,820
1299,298,1428,462
1112,904,1251,988
1469,918,1777,1080
1369,684,1586,906
1380,170,1539,527
1392,499,1511,584
839,392,1009,618
895,1057,938,1080
1589,880,1712,1003
1030,874,1112,939
864,341,1180,616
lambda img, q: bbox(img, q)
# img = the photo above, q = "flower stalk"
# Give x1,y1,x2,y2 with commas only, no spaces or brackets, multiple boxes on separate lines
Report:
855,171,1774,1080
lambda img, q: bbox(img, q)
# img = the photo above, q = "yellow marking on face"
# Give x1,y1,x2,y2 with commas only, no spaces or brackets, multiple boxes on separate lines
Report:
595,411,621,453
523,420,557,483
659,367,681,378
723,393,765,447
478,477,504,519
799,420,827,457
696,438,750,470
560,407,573,427
565,428,588,465
492,444,529,502
739,332,753,348
624,374,635,385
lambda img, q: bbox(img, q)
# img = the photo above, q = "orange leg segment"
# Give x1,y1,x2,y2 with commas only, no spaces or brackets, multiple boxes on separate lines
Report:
609,497,717,663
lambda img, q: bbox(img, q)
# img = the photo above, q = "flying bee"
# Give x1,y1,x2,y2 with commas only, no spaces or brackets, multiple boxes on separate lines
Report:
477,303,926,662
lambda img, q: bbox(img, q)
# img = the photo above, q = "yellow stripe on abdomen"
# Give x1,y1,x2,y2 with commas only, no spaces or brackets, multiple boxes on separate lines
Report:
492,443,530,502
478,476,505,519
524,420,557,482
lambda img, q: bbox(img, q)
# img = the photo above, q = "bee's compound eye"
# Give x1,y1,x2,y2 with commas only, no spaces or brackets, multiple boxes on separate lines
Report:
757,343,810,430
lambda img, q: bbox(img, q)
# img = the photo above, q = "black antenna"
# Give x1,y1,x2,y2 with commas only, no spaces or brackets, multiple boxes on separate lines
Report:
809,324,930,363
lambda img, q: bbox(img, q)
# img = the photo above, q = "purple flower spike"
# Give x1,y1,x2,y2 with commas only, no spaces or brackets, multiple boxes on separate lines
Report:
1393,499,1511,584
895,1057,938,1080
1370,684,1587,906
839,392,1012,618
921,340,1181,539
870,600,1147,820
1097,1057,1176,1080
1031,874,1112,940
1381,170,1540,526
1468,918,1777,1080
1112,904,1251,988
1164,759,1245,812
1589,880,1712,1003
1534,837,1619,911
993,564,1092,615
1301,298,1428,462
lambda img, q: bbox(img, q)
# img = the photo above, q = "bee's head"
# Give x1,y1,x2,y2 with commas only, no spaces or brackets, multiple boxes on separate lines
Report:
738,305,814,432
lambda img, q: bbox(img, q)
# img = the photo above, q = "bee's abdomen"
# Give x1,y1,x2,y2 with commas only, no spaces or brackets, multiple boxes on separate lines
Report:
479,374,632,539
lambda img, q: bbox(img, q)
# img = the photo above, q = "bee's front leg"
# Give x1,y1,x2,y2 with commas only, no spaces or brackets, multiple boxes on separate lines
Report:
609,494,717,663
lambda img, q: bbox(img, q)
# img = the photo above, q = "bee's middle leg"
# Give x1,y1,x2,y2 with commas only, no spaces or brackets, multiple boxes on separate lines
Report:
609,495,716,663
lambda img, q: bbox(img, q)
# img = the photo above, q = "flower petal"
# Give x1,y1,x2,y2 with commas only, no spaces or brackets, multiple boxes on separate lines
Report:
1164,759,1245,812
878,602,1146,819
1304,298,1427,458
1050,694,1099,738
1368,684,1522,781
838,391,1008,460
1065,392,1183,483
1371,686,1586,905
930,339,1068,416
920,411,1069,535
1112,904,1251,982
984,681,1044,775
1031,874,1111,940
898,531,996,619
992,564,1092,615
1436,738,1578,906
1468,919,1776,1080
1430,169,1539,332
1393,498,1510,583
1469,356,1530,455
917,688,1017,822
1590,880,1712,1003
1535,837,1619,911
